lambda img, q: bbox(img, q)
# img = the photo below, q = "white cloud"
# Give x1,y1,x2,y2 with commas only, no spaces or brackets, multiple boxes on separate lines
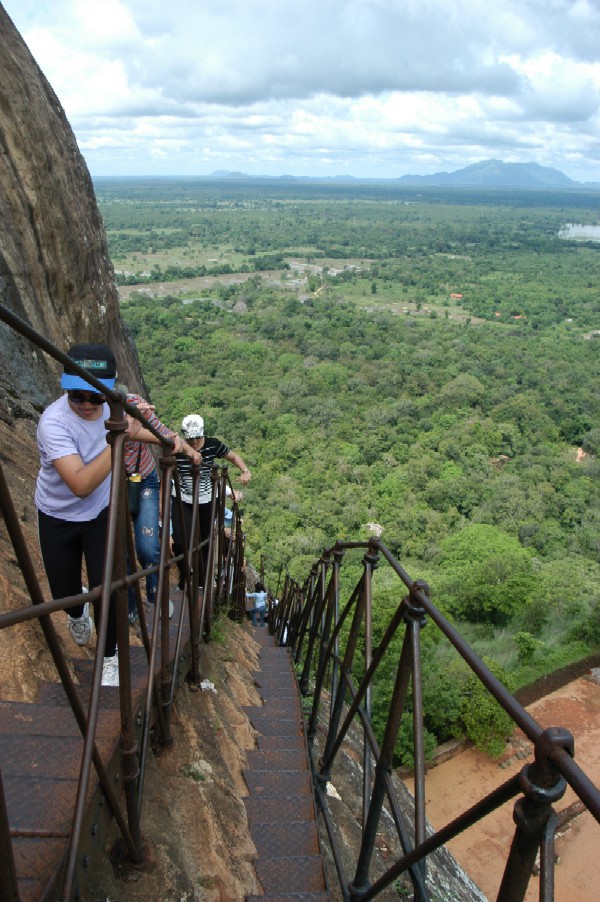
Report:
4,0,600,181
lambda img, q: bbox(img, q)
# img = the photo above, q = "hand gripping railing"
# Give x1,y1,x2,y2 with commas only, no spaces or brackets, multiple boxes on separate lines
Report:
0,303,246,901
271,537,600,902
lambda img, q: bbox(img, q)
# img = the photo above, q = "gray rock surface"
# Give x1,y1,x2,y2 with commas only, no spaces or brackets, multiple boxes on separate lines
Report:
0,3,145,422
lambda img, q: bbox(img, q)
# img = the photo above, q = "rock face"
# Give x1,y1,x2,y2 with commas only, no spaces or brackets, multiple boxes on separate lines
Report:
0,4,145,420
0,6,146,699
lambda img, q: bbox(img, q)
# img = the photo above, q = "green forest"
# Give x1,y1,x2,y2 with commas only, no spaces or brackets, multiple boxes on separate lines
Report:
96,177,600,760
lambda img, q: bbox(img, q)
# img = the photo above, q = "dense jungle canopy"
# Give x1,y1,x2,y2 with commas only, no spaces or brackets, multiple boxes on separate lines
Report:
97,179,600,757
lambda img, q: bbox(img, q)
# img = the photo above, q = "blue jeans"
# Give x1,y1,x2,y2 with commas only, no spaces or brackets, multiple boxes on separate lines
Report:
251,606,265,627
128,469,160,614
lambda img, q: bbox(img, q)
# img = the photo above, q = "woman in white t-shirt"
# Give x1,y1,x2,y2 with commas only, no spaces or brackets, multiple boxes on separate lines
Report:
35,344,147,686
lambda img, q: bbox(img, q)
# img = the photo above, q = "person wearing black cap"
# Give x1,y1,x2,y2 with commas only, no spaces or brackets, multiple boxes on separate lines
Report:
35,343,147,687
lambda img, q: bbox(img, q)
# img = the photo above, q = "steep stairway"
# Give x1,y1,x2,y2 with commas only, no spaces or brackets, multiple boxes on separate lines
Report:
0,597,192,901
243,626,330,901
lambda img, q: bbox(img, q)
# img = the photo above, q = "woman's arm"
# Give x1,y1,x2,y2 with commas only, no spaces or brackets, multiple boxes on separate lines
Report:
53,446,112,498
52,414,157,498
129,395,200,462
133,418,201,464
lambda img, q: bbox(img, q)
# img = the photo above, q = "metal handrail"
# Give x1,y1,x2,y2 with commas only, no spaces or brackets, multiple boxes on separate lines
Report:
273,537,600,901
0,303,246,900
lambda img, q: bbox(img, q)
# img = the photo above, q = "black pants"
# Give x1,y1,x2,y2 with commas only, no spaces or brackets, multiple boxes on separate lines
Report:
38,508,117,657
172,500,212,588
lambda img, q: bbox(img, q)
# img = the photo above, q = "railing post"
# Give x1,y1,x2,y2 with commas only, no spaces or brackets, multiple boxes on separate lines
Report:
362,543,379,828
109,427,143,845
274,573,292,644
104,404,145,859
0,761,19,901
349,605,414,898
497,727,573,902
328,543,344,718
202,465,221,639
214,469,227,608
406,579,429,882
300,551,331,697
318,578,367,783
296,568,318,688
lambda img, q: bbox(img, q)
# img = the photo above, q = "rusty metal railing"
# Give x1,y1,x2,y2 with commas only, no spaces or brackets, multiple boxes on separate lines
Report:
0,303,246,901
271,538,600,902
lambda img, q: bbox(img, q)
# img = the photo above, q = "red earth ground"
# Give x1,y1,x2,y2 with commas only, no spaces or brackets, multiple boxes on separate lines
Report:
407,673,600,901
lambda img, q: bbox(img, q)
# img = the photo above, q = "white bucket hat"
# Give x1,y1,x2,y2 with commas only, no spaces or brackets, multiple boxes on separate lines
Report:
181,414,204,439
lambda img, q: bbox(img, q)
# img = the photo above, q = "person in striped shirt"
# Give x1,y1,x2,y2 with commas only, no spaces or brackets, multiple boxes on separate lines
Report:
121,390,200,620
172,414,251,589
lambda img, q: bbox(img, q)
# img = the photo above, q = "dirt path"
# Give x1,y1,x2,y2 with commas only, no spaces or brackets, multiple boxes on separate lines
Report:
406,674,600,900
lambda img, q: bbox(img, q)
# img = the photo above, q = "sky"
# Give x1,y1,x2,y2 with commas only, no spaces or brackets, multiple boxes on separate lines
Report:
3,0,600,183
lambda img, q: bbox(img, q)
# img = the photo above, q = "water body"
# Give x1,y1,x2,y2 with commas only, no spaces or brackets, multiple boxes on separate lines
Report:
559,223,600,240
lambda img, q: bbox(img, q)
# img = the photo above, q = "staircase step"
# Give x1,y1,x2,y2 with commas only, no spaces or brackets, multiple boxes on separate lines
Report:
254,856,327,894
0,713,121,838
36,680,120,708
244,770,313,797
246,895,329,901
247,716,304,738
0,699,117,737
257,734,307,751
257,661,295,673
4,772,78,835
245,749,308,771
244,795,316,825
252,821,320,858
247,896,329,901
258,683,298,701
252,630,278,642
254,672,298,689
34,646,151,708
250,696,303,714
257,648,293,661
12,837,65,902
246,701,302,719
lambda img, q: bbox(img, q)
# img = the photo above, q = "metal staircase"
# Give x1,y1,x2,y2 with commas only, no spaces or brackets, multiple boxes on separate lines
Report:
244,626,330,900
0,598,193,901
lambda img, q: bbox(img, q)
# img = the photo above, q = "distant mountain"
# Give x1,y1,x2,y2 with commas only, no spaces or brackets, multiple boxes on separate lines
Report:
205,162,600,190
397,159,577,189
208,170,250,180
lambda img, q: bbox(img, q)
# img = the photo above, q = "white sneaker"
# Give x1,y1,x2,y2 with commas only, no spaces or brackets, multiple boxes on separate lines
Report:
67,602,93,646
101,654,119,687
148,600,175,619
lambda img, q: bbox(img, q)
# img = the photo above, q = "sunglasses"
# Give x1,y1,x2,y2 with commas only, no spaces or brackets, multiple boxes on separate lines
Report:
68,391,106,406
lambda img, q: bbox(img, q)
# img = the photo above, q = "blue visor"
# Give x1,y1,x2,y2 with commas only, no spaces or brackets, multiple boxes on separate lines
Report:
61,373,116,391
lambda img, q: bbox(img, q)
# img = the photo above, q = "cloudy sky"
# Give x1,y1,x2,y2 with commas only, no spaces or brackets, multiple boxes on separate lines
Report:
3,0,600,182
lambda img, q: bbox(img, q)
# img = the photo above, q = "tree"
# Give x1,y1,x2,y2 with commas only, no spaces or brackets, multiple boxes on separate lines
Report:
438,373,485,409
449,657,516,757
582,428,600,457
437,524,535,623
